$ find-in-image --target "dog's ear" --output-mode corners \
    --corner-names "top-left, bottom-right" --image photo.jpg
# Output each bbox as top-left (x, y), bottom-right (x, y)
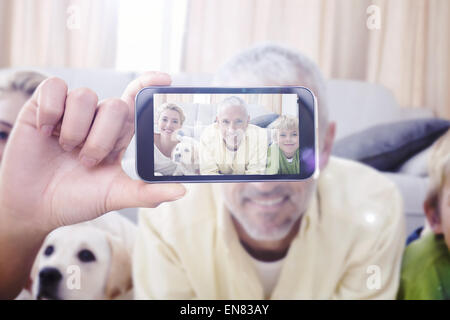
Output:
top-left (190, 143), bottom-right (197, 165)
top-left (190, 142), bottom-right (195, 164)
top-left (171, 142), bottom-right (180, 161)
top-left (104, 233), bottom-right (133, 300)
top-left (175, 129), bottom-right (185, 142)
top-left (193, 140), bottom-right (200, 166)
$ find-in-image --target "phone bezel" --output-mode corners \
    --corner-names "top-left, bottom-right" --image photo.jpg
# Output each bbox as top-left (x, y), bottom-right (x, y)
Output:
top-left (135, 86), bottom-right (319, 183)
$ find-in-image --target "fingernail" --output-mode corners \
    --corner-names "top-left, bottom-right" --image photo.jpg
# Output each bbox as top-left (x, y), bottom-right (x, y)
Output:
top-left (80, 156), bottom-right (97, 167)
top-left (41, 125), bottom-right (54, 137)
top-left (61, 144), bottom-right (75, 152)
top-left (173, 194), bottom-right (185, 200)
top-left (173, 185), bottom-right (187, 199)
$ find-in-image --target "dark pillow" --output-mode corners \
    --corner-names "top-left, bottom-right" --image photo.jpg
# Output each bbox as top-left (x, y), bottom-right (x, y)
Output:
top-left (332, 118), bottom-right (450, 171)
top-left (250, 113), bottom-right (279, 128)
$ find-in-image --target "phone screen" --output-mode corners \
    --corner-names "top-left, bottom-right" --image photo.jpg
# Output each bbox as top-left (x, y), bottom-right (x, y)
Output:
top-left (136, 87), bottom-right (317, 182)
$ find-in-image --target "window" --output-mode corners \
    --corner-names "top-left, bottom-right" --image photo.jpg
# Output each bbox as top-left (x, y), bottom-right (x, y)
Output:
top-left (116, 0), bottom-right (188, 72)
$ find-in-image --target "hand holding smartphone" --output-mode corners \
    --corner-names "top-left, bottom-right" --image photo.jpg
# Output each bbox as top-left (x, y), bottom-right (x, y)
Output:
top-left (135, 86), bottom-right (318, 183)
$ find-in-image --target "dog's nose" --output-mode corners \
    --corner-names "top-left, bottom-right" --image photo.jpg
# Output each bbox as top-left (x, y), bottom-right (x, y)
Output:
top-left (39, 267), bottom-right (62, 286)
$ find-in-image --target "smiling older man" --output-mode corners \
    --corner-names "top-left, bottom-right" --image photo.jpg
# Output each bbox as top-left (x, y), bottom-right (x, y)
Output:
top-left (199, 96), bottom-right (268, 175)
top-left (133, 44), bottom-right (406, 299)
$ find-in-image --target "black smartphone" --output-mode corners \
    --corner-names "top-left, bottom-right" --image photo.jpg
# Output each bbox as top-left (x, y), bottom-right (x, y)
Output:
top-left (135, 86), bottom-right (318, 183)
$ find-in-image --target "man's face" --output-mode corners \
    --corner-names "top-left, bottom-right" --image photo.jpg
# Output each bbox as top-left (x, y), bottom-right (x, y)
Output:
top-left (222, 181), bottom-right (316, 241)
top-left (219, 77), bottom-right (334, 243)
top-left (216, 105), bottom-right (249, 150)
top-left (277, 128), bottom-right (299, 158)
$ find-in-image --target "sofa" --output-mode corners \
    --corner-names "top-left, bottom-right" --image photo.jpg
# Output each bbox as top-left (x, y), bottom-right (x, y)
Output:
top-left (325, 79), bottom-right (441, 236)
top-left (0, 67), bottom-right (444, 236)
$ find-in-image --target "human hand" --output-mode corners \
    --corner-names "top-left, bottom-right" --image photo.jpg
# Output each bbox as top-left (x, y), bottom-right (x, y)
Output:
top-left (0, 72), bottom-right (186, 234)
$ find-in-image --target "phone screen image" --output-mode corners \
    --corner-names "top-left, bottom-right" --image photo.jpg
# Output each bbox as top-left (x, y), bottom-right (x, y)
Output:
top-left (136, 87), bottom-right (317, 183)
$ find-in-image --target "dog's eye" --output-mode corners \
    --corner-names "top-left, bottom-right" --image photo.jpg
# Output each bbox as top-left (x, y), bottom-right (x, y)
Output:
top-left (78, 249), bottom-right (96, 262)
top-left (0, 131), bottom-right (9, 140)
top-left (44, 245), bottom-right (54, 256)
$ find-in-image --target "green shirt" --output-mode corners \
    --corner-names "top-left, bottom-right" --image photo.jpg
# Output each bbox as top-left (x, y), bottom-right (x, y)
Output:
top-left (265, 143), bottom-right (300, 175)
top-left (397, 233), bottom-right (450, 300)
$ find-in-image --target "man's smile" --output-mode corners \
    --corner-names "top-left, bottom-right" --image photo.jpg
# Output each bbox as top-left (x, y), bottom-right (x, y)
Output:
top-left (243, 195), bottom-right (290, 211)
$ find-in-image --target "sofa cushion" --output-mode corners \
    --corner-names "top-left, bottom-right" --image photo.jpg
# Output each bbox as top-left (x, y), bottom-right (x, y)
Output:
top-left (250, 113), bottom-right (279, 128)
top-left (397, 146), bottom-right (431, 177)
top-left (326, 80), bottom-right (435, 140)
top-left (332, 118), bottom-right (450, 171)
top-left (326, 80), bottom-right (400, 140)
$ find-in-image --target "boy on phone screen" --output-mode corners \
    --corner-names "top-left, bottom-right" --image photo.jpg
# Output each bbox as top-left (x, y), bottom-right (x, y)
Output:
top-left (266, 115), bottom-right (300, 175)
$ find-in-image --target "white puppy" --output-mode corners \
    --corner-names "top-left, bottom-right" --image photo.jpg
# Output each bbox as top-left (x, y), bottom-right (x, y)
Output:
top-left (171, 136), bottom-right (200, 175)
top-left (24, 212), bottom-right (136, 300)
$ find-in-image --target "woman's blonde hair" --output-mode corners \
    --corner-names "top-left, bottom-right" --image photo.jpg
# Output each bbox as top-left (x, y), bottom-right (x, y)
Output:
top-left (0, 71), bottom-right (47, 97)
top-left (268, 115), bottom-right (299, 142)
top-left (427, 129), bottom-right (450, 206)
top-left (156, 102), bottom-right (186, 125)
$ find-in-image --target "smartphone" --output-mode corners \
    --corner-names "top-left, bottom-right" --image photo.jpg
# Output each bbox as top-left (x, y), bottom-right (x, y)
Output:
top-left (135, 86), bottom-right (319, 183)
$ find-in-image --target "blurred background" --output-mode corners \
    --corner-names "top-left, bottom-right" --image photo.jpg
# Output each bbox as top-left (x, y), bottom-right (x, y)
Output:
top-left (0, 0), bottom-right (448, 118)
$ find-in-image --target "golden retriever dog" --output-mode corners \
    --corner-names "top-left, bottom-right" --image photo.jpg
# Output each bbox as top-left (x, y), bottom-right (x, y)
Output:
top-left (18, 212), bottom-right (136, 300)
top-left (171, 136), bottom-right (200, 175)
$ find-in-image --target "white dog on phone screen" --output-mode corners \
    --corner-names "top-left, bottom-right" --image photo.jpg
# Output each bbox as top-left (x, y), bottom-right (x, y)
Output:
top-left (18, 212), bottom-right (136, 300)
top-left (171, 136), bottom-right (200, 175)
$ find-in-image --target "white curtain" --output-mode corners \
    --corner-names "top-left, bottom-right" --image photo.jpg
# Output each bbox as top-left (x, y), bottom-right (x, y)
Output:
top-left (0, 0), bottom-right (188, 72)
top-left (182, 0), bottom-right (450, 119)
top-left (0, 0), bottom-right (119, 68)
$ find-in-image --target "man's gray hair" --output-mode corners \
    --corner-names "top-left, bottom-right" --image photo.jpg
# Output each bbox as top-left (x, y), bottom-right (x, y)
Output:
top-left (217, 96), bottom-right (249, 117)
top-left (213, 43), bottom-right (328, 137)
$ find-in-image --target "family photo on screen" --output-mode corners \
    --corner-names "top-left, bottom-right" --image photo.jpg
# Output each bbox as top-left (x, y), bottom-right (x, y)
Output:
top-left (152, 94), bottom-right (301, 176)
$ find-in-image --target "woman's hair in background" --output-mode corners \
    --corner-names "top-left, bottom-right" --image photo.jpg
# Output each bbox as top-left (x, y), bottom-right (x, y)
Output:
top-left (156, 102), bottom-right (186, 125)
top-left (0, 71), bottom-right (47, 98)
top-left (268, 115), bottom-right (299, 142)
top-left (427, 129), bottom-right (450, 206)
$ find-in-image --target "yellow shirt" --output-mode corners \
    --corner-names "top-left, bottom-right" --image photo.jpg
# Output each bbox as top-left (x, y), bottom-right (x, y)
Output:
top-left (199, 123), bottom-right (268, 175)
top-left (133, 157), bottom-right (405, 299)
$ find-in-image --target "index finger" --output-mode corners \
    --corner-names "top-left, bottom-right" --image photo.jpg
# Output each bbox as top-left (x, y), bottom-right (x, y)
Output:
top-left (121, 71), bottom-right (172, 115)
top-left (114, 72), bottom-right (172, 156)
top-left (35, 77), bottom-right (68, 135)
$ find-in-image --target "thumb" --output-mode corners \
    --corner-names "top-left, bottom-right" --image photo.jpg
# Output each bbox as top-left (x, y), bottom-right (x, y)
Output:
top-left (106, 171), bottom-right (186, 211)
